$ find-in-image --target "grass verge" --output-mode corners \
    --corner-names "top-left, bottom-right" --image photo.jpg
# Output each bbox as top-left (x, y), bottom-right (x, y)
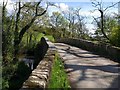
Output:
top-left (48, 53), bottom-right (71, 88)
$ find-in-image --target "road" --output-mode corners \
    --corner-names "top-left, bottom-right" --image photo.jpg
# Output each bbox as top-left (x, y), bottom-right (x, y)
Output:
top-left (55, 43), bottom-right (120, 89)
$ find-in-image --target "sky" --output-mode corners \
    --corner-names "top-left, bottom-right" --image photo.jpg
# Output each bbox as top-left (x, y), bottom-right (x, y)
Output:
top-left (0, 0), bottom-right (119, 33)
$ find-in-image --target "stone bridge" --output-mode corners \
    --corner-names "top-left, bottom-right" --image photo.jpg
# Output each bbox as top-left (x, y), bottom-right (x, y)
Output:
top-left (55, 43), bottom-right (119, 89)
top-left (21, 38), bottom-right (120, 89)
top-left (55, 38), bottom-right (120, 89)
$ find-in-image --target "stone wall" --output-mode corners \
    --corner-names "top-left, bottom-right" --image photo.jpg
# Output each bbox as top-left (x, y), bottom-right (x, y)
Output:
top-left (20, 38), bottom-right (56, 89)
top-left (34, 37), bottom-right (49, 69)
top-left (56, 38), bottom-right (120, 63)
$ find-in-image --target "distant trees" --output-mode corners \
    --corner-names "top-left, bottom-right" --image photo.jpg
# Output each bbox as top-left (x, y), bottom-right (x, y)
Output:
top-left (50, 11), bottom-right (69, 38)
top-left (61, 7), bottom-right (88, 39)
top-left (49, 7), bottom-right (89, 39)
top-left (62, 7), bottom-right (76, 38)
top-left (74, 8), bottom-right (89, 39)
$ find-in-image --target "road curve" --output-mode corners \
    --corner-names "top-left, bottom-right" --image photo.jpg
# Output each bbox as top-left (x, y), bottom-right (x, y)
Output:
top-left (55, 43), bottom-right (120, 89)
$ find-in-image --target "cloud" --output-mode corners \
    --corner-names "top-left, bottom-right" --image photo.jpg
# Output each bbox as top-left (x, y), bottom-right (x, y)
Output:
top-left (55, 3), bottom-right (59, 7)
top-left (54, 3), bottom-right (69, 11)
top-left (79, 10), bottom-right (101, 18)
top-left (59, 3), bottom-right (69, 11)
top-left (48, 3), bottom-right (69, 16)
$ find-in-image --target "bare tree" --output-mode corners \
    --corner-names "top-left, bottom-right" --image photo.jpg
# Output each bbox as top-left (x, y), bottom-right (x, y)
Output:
top-left (62, 7), bottom-right (76, 38)
top-left (74, 8), bottom-right (86, 38)
top-left (91, 0), bottom-right (118, 41)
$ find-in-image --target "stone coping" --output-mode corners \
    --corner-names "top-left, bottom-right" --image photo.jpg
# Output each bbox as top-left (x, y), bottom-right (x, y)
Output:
top-left (20, 39), bottom-right (56, 89)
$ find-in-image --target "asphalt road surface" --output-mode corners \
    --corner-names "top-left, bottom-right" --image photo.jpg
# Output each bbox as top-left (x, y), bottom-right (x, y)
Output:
top-left (55, 43), bottom-right (120, 89)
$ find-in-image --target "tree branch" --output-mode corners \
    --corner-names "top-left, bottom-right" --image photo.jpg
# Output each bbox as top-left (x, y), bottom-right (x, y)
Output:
top-left (18, 16), bottom-right (36, 44)
top-left (18, 1), bottom-right (48, 45)
top-left (35, 0), bottom-right (48, 16)
top-left (92, 16), bottom-right (101, 28)
top-left (104, 2), bottom-right (118, 11)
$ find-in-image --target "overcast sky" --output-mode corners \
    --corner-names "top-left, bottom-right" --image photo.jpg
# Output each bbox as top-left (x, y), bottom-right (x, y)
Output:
top-left (0, 0), bottom-right (119, 33)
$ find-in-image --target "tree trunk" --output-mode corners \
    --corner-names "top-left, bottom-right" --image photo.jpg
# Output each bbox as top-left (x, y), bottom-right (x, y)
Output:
top-left (2, 2), bottom-right (7, 63)
top-left (99, 10), bottom-right (110, 41)
top-left (13, 2), bottom-right (21, 63)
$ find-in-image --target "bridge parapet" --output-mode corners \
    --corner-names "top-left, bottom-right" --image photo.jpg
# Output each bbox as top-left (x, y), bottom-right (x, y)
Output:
top-left (20, 37), bottom-right (56, 89)
top-left (56, 38), bottom-right (120, 63)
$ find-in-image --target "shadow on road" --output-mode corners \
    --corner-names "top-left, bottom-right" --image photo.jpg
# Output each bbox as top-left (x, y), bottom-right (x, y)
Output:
top-left (65, 64), bottom-right (119, 89)
top-left (65, 64), bottom-right (119, 74)
top-left (55, 43), bottom-right (120, 89)
top-left (65, 64), bottom-right (120, 90)
top-left (59, 47), bottom-right (100, 59)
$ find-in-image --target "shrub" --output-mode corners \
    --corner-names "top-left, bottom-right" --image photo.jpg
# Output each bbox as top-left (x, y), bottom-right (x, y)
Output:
top-left (8, 61), bottom-right (31, 89)
top-left (110, 25), bottom-right (120, 47)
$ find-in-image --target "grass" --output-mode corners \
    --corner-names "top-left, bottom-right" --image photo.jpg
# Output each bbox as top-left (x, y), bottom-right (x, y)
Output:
top-left (48, 53), bottom-right (71, 88)
top-left (45, 35), bottom-right (55, 42)
top-left (21, 32), bottom-right (55, 52)
top-left (34, 33), bottom-right (54, 42)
